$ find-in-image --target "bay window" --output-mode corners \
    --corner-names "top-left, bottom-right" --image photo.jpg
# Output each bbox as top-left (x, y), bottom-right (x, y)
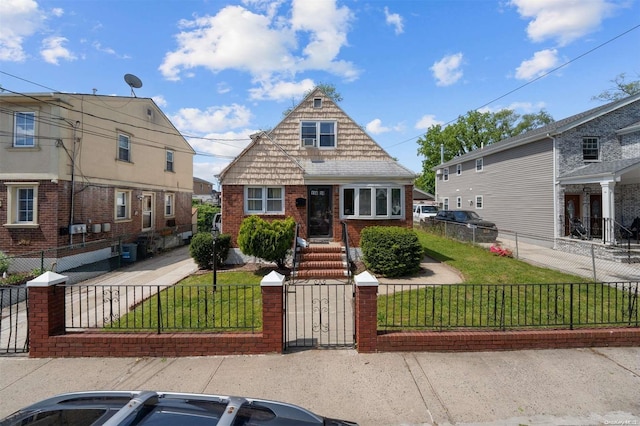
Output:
top-left (341, 185), bottom-right (403, 219)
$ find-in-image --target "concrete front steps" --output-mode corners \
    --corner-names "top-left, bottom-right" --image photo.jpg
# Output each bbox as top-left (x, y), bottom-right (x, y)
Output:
top-left (292, 243), bottom-right (350, 280)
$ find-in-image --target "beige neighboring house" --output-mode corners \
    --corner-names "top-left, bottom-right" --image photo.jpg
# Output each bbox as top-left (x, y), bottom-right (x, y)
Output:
top-left (0, 92), bottom-right (195, 270)
top-left (217, 87), bottom-right (416, 262)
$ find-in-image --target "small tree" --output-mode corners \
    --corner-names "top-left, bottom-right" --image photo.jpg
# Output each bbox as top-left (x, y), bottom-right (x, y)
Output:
top-left (195, 203), bottom-right (220, 233)
top-left (361, 226), bottom-right (423, 277)
top-left (237, 216), bottom-right (296, 269)
top-left (0, 251), bottom-right (10, 275)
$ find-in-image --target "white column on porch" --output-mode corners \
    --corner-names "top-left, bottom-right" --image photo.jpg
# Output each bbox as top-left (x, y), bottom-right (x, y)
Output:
top-left (600, 180), bottom-right (616, 244)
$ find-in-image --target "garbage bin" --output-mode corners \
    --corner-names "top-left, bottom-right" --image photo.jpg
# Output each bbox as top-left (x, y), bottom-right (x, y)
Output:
top-left (121, 243), bottom-right (138, 263)
top-left (136, 237), bottom-right (148, 260)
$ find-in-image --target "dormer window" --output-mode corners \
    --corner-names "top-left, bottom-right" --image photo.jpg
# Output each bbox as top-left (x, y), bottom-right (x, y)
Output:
top-left (313, 98), bottom-right (322, 108)
top-left (301, 121), bottom-right (336, 148)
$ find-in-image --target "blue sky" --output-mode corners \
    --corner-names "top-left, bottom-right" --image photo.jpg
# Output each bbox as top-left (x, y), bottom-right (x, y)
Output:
top-left (1, 0), bottom-right (639, 183)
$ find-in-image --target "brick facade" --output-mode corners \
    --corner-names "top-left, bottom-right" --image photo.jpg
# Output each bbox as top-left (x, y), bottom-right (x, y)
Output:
top-left (222, 184), bottom-right (413, 248)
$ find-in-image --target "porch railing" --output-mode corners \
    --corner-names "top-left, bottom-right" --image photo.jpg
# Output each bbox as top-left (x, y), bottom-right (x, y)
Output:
top-left (378, 281), bottom-right (639, 331)
top-left (64, 283), bottom-right (261, 333)
top-left (340, 221), bottom-right (353, 282)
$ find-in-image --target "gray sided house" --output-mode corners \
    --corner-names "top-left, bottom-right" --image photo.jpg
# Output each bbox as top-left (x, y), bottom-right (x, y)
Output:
top-left (434, 93), bottom-right (640, 247)
top-left (218, 87), bottom-right (416, 262)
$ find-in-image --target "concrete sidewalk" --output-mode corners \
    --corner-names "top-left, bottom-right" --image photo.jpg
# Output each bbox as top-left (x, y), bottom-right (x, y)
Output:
top-left (1, 348), bottom-right (639, 425)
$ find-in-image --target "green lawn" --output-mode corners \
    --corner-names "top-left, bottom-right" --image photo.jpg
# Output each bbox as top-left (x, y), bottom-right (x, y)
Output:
top-left (108, 271), bottom-right (264, 332)
top-left (377, 230), bottom-right (638, 329)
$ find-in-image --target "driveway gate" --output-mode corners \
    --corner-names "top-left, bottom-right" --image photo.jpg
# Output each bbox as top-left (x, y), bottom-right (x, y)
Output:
top-left (0, 286), bottom-right (29, 354)
top-left (284, 280), bottom-right (354, 350)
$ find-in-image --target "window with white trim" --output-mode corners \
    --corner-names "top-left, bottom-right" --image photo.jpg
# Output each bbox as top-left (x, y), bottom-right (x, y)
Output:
top-left (301, 121), bottom-right (336, 148)
top-left (475, 195), bottom-right (483, 209)
top-left (313, 98), bottom-right (322, 108)
top-left (476, 158), bottom-right (483, 172)
top-left (245, 186), bottom-right (284, 214)
top-left (118, 133), bottom-right (131, 162)
top-left (456, 164), bottom-right (462, 175)
top-left (13, 112), bottom-right (36, 147)
top-left (165, 193), bottom-right (175, 217)
top-left (166, 150), bottom-right (174, 172)
top-left (115, 190), bottom-right (131, 220)
top-left (582, 137), bottom-right (599, 161)
top-left (443, 167), bottom-right (449, 181)
top-left (341, 185), bottom-right (403, 219)
top-left (443, 197), bottom-right (449, 210)
top-left (5, 183), bottom-right (39, 226)
top-left (456, 196), bottom-right (462, 208)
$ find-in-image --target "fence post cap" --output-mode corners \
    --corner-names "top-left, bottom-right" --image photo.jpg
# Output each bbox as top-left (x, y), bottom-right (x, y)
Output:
top-left (27, 271), bottom-right (68, 287)
top-left (260, 270), bottom-right (285, 287)
top-left (355, 271), bottom-right (379, 287)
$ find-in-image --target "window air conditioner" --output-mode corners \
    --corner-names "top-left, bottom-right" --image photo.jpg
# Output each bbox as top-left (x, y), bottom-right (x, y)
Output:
top-left (302, 138), bottom-right (316, 147)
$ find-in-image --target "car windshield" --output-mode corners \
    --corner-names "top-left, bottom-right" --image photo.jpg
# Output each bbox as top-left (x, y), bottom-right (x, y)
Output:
top-left (421, 206), bottom-right (437, 213)
top-left (453, 211), bottom-right (480, 221)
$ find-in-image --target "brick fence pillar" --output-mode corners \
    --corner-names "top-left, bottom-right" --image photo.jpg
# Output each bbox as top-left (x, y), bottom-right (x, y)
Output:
top-left (260, 271), bottom-right (285, 353)
top-left (27, 271), bottom-right (68, 357)
top-left (355, 271), bottom-right (379, 353)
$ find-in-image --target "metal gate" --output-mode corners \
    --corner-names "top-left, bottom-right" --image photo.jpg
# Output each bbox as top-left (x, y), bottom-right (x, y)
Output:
top-left (0, 286), bottom-right (29, 354)
top-left (284, 280), bottom-right (354, 350)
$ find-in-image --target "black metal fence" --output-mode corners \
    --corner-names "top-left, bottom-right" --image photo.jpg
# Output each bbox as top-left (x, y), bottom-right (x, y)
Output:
top-left (0, 286), bottom-right (29, 354)
top-left (64, 283), bottom-right (261, 333)
top-left (378, 282), bottom-right (639, 331)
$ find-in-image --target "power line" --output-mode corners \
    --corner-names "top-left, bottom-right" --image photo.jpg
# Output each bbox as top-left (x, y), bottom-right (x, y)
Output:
top-left (383, 22), bottom-right (640, 150)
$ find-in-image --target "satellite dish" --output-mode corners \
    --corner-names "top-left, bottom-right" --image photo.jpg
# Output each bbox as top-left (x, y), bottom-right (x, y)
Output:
top-left (124, 73), bottom-right (143, 97)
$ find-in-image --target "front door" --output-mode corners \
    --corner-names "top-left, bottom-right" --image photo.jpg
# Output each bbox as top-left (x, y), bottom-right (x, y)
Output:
top-left (564, 194), bottom-right (581, 236)
top-left (308, 186), bottom-right (332, 238)
top-left (142, 193), bottom-right (154, 231)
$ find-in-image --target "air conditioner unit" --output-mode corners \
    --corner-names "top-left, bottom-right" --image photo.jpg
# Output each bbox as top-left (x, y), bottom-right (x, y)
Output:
top-left (91, 224), bottom-right (102, 233)
top-left (302, 138), bottom-right (316, 147)
top-left (102, 223), bottom-right (111, 232)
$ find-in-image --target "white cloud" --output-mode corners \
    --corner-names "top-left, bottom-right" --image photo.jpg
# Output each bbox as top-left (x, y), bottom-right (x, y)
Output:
top-left (415, 114), bottom-right (443, 130)
top-left (152, 95), bottom-right (168, 108)
top-left (170, 104), bottom-right (252, 134)
top-left (248, 78), bottom-right (315, 101)
top-left (430, 53), bottom-right (464, 87)
top-left (509, 0), bottom-right (617, 46)
top-left (40, 36), bottom-right (76, 65)
top-left (515, 49), bottom-right (559, 80)
top-left (51, 7), bottom-right (63, 17)
top-left (384, 7), bottom-right (404, 35)
top-left (366, 118), bottom-right (390, 134)
top-left (159, 1), bottom-right (359, 96)
top-left (479, 101), bottom-right (546, 113)
top-left (187, 130), bottom-right (253, 160)
top-left (0, 0), bottom-right (45, 62)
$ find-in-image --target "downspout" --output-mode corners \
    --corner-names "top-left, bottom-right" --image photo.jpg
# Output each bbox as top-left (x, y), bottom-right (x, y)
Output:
top-left (550, 134), bottom-right (558, 248)
top-left (69, 120), bottom-right (80, 245)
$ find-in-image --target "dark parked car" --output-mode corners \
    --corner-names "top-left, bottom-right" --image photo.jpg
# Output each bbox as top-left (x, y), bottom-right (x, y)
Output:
top-left (432, 210), bottom-right (498, 242)
top-left (0, 391), bottom-right (358, 426)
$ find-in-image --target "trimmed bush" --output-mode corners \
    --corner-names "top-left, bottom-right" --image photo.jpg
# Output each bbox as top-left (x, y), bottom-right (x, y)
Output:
top-left (189, 232), bottom-right (231, 269)
top-left (238, 216), bottom-right (295, 269)
top-left (361, 226), bottom-right (423, 277)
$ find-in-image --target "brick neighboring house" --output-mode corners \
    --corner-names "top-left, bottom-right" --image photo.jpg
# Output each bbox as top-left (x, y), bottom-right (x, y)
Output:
top-left (192, 177), bottom-right (219, 205)
top-left (0, 92), bottom-right (195, 270)
top-left (217, 88), bottom-right (416, 263)
top-left (434, 92), bottom-right (640, 248)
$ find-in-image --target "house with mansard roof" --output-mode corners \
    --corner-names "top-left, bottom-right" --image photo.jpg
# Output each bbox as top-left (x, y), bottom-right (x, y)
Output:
top-left (217, 87), bottom-right (416, 264)
top-left (434, 92), bottom-right (640, 251)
